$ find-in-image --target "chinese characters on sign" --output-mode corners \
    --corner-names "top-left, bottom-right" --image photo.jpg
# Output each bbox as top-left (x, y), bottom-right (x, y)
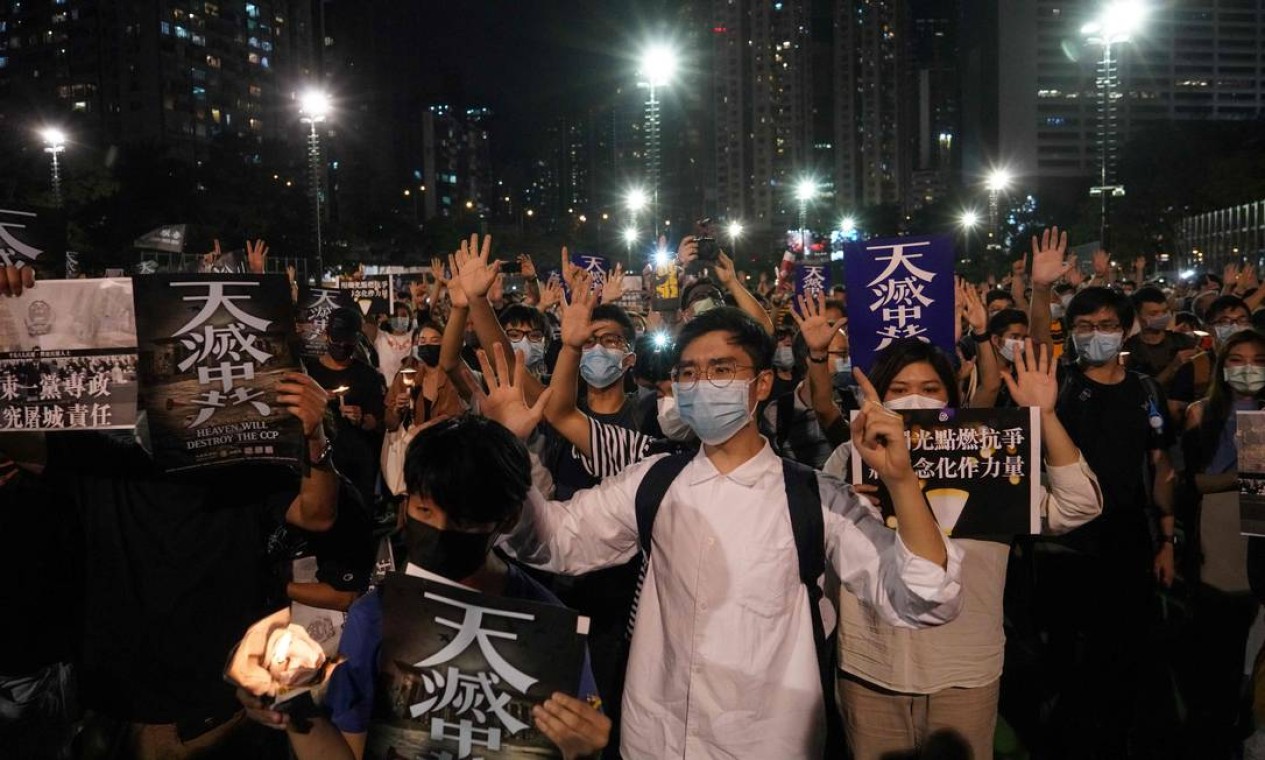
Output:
top-left (570, 253), bottom-right (610, 293)
top-left (794, 262), bottom-right (830, 301)
top-left (133, 274), bottom-right (303, 472)
top-left (843, 235), bottom-right (954, 372)
top-left (0, 205), bottom-right (67, 279)
top-left (339, 276), bottom-right (393, 316)
top-left (368, 574), bottom-right (590, 760)
top-left (851, 407), bottom-right (1042, 541)
top-left (0, 279), bottom-right (138, 431)
top-left (297, 287), bottom-right (355, 359)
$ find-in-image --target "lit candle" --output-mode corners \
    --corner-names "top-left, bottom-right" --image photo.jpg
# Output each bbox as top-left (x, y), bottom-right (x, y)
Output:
top-left (272, 629), bottom-right (293, 668)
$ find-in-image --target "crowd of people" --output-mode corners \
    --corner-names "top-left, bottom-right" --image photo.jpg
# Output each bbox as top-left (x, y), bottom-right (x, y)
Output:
top-left (1, 228), bottom-right (1263, 760)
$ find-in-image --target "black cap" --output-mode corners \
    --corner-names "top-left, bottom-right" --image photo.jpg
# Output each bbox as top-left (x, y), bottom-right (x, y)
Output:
top-left (327, 307), bottom-right (363, 343)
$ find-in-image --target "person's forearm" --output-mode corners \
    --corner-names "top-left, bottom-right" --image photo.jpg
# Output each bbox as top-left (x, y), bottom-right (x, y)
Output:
top-left (440, 305), bottom-right (467, 373)
top-left (1040, 408), bottom-right (1080, 467)
top-left (1029, 284), bottom-right (1053, 349)
top-left (286, 581), bottom-right (358, 612)
top-left (1246, 287), bottom-right (1265, 313)
top-left (888, 476), bottom-right (948, 567)
top-left (805, 355), bottom-right (843, 431)
top-left (728, 281), bottom-right (774, 334)
top-left (544, 345), bottom-right (593, 458)
top-left (384, 378), bottom-right (404, 431)
top-left (1155, 361), bottom-right (1182, 388)
top-left (1158, 514), bottom-right (1176, 542)
top-left (970, 334), bottom-right (1000, 408)
top-left (287, 430), bottom-right (339, 532)
top-left (1152, 453), bottom-right (1175, 518)
top-left (1196, 471), bottom-right (1239, 494)
top-left (468, 294), bottom-right (544, 403)
top-left (1011, 276), bottom-right (1029, 312)
top-left (287, 718), bottom-right (357, 760)
top-left (525, 277), bottom-right (540, 304)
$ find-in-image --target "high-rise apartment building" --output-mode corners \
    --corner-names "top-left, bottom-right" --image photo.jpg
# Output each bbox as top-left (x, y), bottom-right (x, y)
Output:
top-left (963, 0), bottom-right (1265, 187)
top-left (0, 0), bottom-right (316, 160)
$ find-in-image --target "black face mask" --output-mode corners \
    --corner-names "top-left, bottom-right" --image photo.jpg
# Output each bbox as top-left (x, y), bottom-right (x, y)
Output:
top-left (415, 345), bottom-right (441, 368)
top-left (328, 342), bottom-right (355, 362)
top-left (404, 516), bottom-right (496, 581)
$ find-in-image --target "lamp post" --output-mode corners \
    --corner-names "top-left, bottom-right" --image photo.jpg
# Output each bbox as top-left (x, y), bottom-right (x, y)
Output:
top-left (299, 89), bottom-right (331, 281)
top-left (959, 210), bottom-right (980, 262)
top-left (1082, 1), bottom-right (1146, 252)
top-left (984, 168), bottom-right (1011, 260)
top-left (637, 44), bottom-right (678, 240)
top-left (794, 178), bottom-right (818, 258)
top-left (40, 128), bottom-right (66, 208)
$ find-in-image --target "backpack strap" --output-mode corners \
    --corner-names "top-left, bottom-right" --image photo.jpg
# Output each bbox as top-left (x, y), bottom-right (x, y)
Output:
top-left (775, 390), bottom-right (796, 454)
top-left (634, 453), bottom-right (694, 556)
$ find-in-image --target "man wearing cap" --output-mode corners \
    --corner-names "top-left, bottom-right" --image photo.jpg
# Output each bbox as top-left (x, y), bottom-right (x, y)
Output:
top-left (304, 306), bottom-right (387, 508)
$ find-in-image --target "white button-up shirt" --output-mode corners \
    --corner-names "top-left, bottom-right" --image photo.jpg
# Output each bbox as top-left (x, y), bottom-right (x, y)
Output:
top-left (505, 440), bottom-right (964, 759)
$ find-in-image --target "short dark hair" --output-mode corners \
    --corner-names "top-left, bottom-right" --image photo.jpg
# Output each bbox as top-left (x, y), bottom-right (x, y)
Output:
top-left (1175, 311), bottom-right (1201, 330)
top-left (591, 303), bottom-right (636, 345)
top-left (327, 306), bottom-right (363, 342)
top-left (1131, 286), bottom-right (1168, 309)
top-left (867, 339), bottom-right (961, 408)
top-left (1206, 294), bottom-right (1249, 323)
top-left (674, 306), bottom-right (774, 372)
top-left (1066, 286), bottom-right (1134, 329)
top-left (413, 319), bottom-right (444, 339)
top-left (1054, 283), bottom-right (1076, 296)
top-left (632, 332), bottom-right (674, 384)
top-left (985, 289), bottom-right (1014, 308)
top-left (404, 416), bottom-right (530, 527)
top-left (988, 308), bottom-right (1029, 336)
top-left (498, 304), bottom-right (546, 334)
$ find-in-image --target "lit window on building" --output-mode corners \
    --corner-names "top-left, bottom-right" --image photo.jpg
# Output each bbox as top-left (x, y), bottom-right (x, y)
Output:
top-left (192, 86), bottom-right (206, 100)
top-left (246, 3), bottom-right (259, 19)
top-left (175, 25), bottom-right (188, 39)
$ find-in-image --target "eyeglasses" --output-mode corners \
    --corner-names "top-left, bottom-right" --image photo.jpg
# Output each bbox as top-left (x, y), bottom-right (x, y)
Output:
top-left (671, 360), bottom-right (758, 389)
top-left (582, 334), bottom-right (628, 351)
top-left (1212, 317), bottom-right (1250, 328)
top-left (1071, 320), bottom-right (1122, 335)
top-left (506, 328), bottom-right (546, 342)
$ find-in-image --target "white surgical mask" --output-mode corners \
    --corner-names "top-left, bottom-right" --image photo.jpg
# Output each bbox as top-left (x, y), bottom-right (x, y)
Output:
top-left (883, 394), bottom-right (947, 411)
top-left (998, 338), bottom-right (1025, 364)
top-left (773, 345), bottom-right (794, 370)
top-left (655, 395), bottom-right (696, 442)
top-left (1225, 365), bottom-right (1265, 395)
top-left (1215, 323), bottom-right (1247, 344)
top-left (1072, 330), bottom-right (1123, 365)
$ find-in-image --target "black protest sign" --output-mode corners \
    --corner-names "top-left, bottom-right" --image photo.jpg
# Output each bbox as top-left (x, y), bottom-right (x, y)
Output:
top-left (133, 274), bottom-right (304, 472)
top-left (0, 205), bottom-right (66, 280)
top-left (0, 278), bottom-right (138, 431)
top-left (296, 287), bottom-right (355, 359)
top-left (365, 573), bottom-right (589, 760)
top-left (339, 276), bottom-right (393, 315)
top-left (851, 407), bottom-right (1042, 542)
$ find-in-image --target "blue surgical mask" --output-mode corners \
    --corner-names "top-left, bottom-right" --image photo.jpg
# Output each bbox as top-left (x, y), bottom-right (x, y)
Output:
top-left (1073, 330), bottom-right (1123, 365)
top-left (579, 345), bottom-right (628, 388)
top-left (511, 338), bottom-right (545, 369)
top-left (673, 378), bottom-right (755, 445)
top-left (773, 345), bottom-right (794, 370)
top-left (998, 338), bottom-right (1025, 364)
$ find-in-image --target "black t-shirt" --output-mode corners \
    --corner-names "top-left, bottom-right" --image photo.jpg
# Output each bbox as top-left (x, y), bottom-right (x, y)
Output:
top-left (265, 476), bottom-right (375, 607)
top-left (1054, 368), bottom-right (1173, 556)
top-left (543, 395), bottom-right (641, 500)
top-left (44, 432), bottom-right (300, 724)
top-left (1124, 331), bottom-right (1195, 382)
top-left (303, 357), bottom-right (386, 504)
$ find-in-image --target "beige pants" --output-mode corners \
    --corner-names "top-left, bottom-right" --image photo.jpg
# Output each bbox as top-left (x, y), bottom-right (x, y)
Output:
top-left (837, 672), bottom-right (999, 760)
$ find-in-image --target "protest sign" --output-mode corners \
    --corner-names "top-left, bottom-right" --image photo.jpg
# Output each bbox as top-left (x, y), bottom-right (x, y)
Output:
top-left (794, 261), bottom-right (831, 301)
top-left (296, 287), bottom-right (355, 359)
top-left (843, 235), bottom-right (954, 372)
top-left (570, 252), bottom-right (610, 293)
top-left (340, 276), bottom-right (394, 315)
top-left (366, 573), bottom-right (590, 760)
top-left (0, 205), bottom-right (67, 280)
top-left (132, 274), bottom-right (304, 472)
top-left (851, 407), bottom-right (1042, 541)
top-left (0, 278), bottom-right (138, 431)
top-left (1238, 411), bottom-right (1265, 536)
top-left (651, 260), bottom-right (680, 312)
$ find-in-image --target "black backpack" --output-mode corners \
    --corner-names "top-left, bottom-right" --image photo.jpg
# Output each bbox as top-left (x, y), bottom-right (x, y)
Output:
top-left (629, 452), bottom-right (846, 755)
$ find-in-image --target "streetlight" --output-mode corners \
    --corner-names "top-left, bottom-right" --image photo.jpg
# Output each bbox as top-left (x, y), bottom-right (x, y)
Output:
top-left (726, 221), bottom-right (744, 260)
top-left (299, 88), bottom-right (331, 280)
top-left (1082, 0), bottom-right (1146, 252)
top-left (984, 168), bottom-right (1011, 255)
top-left (794, 178), bottom-right (818, 258)
top-left (637, 43), bottom-right (679, 239)
top-left (622, 226), bottom-right (638, 268)
top-left (959, 209), bottom-right (980, 258)
top-left (40, 127), bottom-right (66, 207)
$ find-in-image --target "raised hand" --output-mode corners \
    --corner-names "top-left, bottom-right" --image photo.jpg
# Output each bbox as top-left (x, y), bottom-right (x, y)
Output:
top-left (518, 253), bottom-right (538, 281)
top-left (1092, 249), bottom-right (1110, 277)
top-left (792, 291), bottom-right (838, 353)
top-left (1243, 262), bottom-right (1260, 292)
top-left (533, 692), bottom-right (612, 760)
top-left (1000, 339), bottom-right (1057, 412)
top-left (489, 272), bottom-right (505, 303)
top-left (850, 367), bottom-right (913, 484)
top-left (958, 277), bottom-right (987, 334)
top-left (560, 246), bottom-right (581, 290)
top-left (285, 264), bottom-right (297, 286)
top-left (538, 278), bottom-right (563, 312)
top-left (454, 234), bottom-right (500, 298)
top-left (713, 251), bottom-right (739, 287)
top-left (276, 372), bottom-right (330, 438)
top-left (600, 263), bottom-right (626, 304)
top-left (560, 271), bottom-right (596, 349)
top-left (1133, 255), bottom-right (1146, 275)
top-left (1030, 226), bottom-right (1070, 288)
top-left (1011, 257), bottom-right (1026, 281)
top-left (246, 239), bottom-right (269, 274)
top-left (443, 254), bottom-right (470, 309)
top-left (473, 343), bottom-right (552, 441)
top-left (676, 235), bottom-right (697, 266)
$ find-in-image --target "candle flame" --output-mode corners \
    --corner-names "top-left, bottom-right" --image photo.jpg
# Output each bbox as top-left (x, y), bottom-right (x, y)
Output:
top-left (273, 630), bottom-right (292, 666)
top-left (330, 385), bottom-right (351, 396)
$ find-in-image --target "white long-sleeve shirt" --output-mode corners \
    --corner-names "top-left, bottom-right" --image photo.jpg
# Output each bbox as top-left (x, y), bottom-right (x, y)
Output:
top-left (504, 439), bottom-right (964, 759)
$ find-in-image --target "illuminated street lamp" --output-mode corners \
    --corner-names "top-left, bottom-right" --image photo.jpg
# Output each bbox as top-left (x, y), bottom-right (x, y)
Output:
top-left (1082, 0), bottom-right (1147, 251)
top-left (299, 88), bottom-right (332, 279)
top-left (984, 168), bottom-right (1012, 253)
top-left (727, 220), bottom-right (744, 260)
top-left (40, 127), bottom-right (67, 207)
top-left (794, 178), bottom-right (818, 257)
top-left (959, 209), bottom-right (981, 257)
top-left (622, 226), bottom-right (638, 267)
top-left (637, 43), bottom-right (679, 238)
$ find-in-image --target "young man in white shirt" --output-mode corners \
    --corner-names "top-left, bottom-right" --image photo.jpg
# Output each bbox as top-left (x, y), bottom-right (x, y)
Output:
top-left (479, 307), bottom-right (964, 759)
